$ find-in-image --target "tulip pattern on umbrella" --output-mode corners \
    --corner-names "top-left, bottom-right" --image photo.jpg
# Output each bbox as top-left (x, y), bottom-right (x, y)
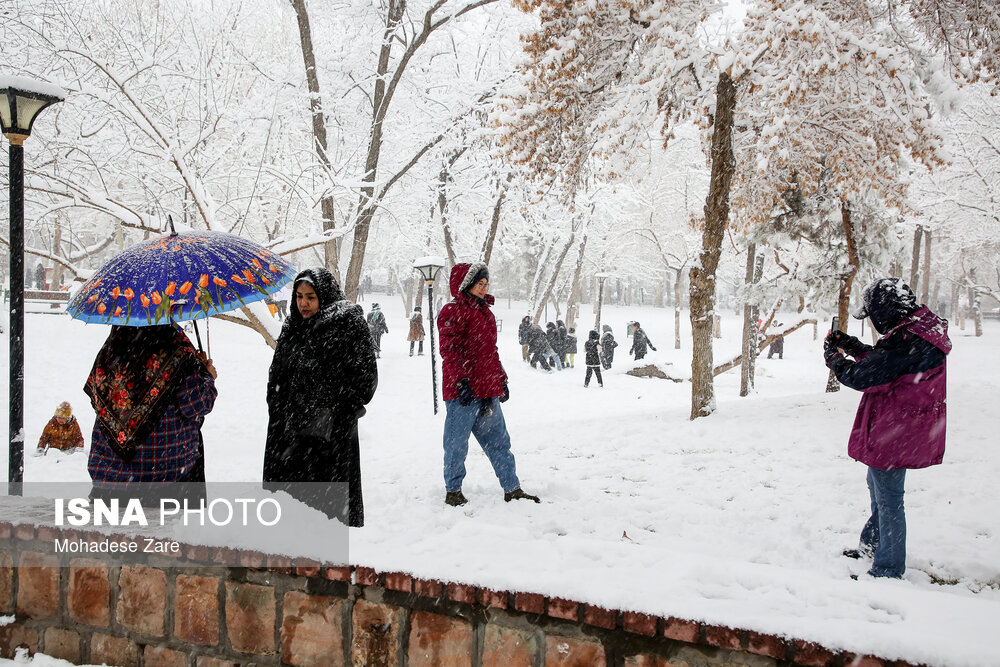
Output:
top-left (67, 231), bottom-right (296, 326)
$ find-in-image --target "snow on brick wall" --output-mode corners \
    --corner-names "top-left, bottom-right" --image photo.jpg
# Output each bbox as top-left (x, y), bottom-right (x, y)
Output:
top-left (0, 520), bottom-right (895, 666)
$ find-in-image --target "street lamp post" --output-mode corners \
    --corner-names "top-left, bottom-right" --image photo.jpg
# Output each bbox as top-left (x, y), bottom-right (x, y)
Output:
top-left (2, 76), bottom-right (66, 488)
top-left (594, 272), bottom-right (610, 334)
top-left (414, 257), bottom-right (446, 414)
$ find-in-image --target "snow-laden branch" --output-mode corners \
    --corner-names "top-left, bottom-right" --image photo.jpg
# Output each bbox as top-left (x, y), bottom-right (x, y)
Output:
top-left (713, 319), bottom-right (818, 377)
top-left (265, 228), bottom-right (350, 256)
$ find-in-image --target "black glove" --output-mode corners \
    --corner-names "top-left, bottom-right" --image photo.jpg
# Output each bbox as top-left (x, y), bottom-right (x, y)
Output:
top-left (824, 330), bottom-right (854, 352)
top-left (456, 378), bottom-right (475, 406)
top-left (649, 344), bottom-right (657, 351)
top-left (499, 381), bottom-right (510, 403)
top-left (824, 346), bottom-right (843, 368)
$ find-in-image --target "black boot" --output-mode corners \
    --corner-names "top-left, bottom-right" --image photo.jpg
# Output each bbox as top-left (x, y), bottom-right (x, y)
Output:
top-left (445, 491), bottom-right (468, 506)
top-left (504, 488), bottom-right (540, 503)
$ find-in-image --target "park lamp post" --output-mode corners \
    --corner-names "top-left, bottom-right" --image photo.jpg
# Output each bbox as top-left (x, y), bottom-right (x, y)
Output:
top-left (594, 272), bottom-right (610, 334)
top-left (1, 76), bottom-right (66, 489)
top-left (413, 257), bottom-right (447, 414)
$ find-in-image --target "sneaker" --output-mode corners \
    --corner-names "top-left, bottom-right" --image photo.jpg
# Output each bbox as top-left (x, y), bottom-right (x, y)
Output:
top-left (504, 488), bottom-right (540, 503)
top-left (842, 548), bottom-right (873, 560)
top-left (445, 491), bottom-right (468, 506)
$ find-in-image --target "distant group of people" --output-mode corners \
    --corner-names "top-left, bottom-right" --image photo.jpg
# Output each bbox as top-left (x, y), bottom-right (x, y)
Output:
top-left (517, 317), bottom-right (579, 372)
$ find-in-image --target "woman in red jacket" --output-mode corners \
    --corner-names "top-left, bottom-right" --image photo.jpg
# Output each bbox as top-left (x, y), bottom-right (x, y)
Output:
top-left (437, 262), bottom-right (540, 507)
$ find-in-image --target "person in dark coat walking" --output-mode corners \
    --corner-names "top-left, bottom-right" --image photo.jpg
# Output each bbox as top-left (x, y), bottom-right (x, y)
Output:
top-left (564, 327), bottom-right (578, 368)
top-left (544, 322), bottom-right (564, 370)
top-left (367, 303), bottom-right (388, 358)
top-left (629, 322), bottom-right (656, 360)
top-left (263, 268), bottom-right (378, 527)
top-left (33, 263), bottom-right (46, 289)
top-left (526, 324), bottom-right (551, 371)
top-left (407, 306), bottom-right (426, 356)
top-left (518, 315), bottom-right (532, 362)
top-left (438, 262), bottom-right (539, 506)
top-left (583, 330), bottom-right (603, 387)
top-left (556, 320), bottom-right (569, 365)
top-left (600, 325), bottom-right (618, 370)
top-left (86, 325), bottom-right (217, 490)
top-left (825, 278), bottom-right (951, 579)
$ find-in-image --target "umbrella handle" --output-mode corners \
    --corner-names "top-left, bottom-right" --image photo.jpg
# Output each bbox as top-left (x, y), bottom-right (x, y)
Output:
top-left (191, 319), bottom-right (204, 353)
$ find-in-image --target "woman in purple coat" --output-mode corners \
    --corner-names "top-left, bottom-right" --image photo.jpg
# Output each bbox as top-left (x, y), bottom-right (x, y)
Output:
top-left (824, 278), bottom-right (951, 579)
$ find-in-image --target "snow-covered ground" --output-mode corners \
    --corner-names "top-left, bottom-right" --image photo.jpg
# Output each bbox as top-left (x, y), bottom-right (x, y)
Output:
top-left (2, 298), bottom-right (998, 667)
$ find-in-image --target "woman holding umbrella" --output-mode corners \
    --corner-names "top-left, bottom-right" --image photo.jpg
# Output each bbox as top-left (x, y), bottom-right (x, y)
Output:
top-left (86, 323), bottom-right (217, 490)
top-left (263, 267), bottom-right (378, 527)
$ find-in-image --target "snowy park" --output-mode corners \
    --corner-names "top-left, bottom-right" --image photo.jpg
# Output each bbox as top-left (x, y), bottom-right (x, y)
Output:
top-left (2, 300), bottom-right (998, 666)
top-left (4, 0), bottom-right (1000, 665)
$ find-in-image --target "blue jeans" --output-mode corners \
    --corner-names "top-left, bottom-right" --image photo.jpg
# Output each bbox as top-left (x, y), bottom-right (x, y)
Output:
top-left (860, 467), bottom-right (907, 578)
top-left (443, 398), bottom-right (520, 493)
top-left (545, 353), bottom-right (563, 370)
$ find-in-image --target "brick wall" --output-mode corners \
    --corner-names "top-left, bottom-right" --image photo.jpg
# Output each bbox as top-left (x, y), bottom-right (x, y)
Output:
top-left (0, 520), bottom-right (916, 667)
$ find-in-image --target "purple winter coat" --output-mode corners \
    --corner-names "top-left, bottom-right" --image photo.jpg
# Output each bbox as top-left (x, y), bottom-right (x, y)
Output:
top-left (828, 307), bottom-right (951, 470)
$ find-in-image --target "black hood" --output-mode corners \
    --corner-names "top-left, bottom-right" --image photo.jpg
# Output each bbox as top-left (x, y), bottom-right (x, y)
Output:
top-left (854, 278), bottom-right (918, 334)
top-left (290, 267), bottom-right (345, 320)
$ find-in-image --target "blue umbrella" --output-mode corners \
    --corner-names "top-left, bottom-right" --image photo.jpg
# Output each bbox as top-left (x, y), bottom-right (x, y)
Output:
top-left (67, 229), bottom-right (296, 328)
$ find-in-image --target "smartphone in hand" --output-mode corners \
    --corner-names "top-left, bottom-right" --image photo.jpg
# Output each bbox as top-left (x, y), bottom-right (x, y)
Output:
top-left (832, 315), bottom-right (840, 334)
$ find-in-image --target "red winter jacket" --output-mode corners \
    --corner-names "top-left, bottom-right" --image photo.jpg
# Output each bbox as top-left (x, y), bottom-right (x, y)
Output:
top-left (438, 263), bottom-right (507, 401)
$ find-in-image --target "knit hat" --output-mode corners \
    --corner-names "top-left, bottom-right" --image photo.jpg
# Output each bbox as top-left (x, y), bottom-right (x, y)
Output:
top-left (55, 402), bottom-right (72, 418)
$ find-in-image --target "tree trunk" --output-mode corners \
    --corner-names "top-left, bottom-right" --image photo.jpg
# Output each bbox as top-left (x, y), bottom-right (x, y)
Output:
top-left (533, 233), bottom-right (576, 325)
top-left (50, 221), bottom-right (65, 289)
top-left (740, 246), bottom-right (763, 397)
top-left (565, 233), bottom-right (588, 331)
top-left (344, 0), bottom-right (406, 301)
top-left (969, 267), bottom-right (983, 336)
top-left (951, 280), bottom-right (961, 329)
top-left (827, 199), bottom-right (860, 393)
top-left (921, 228), bottom-right (931, 304)
top-left (690, 72), bottom-right (737, 420)
top-left (674, 268), bottom-right (683, 349)
top-left (438, 164), bottom-right (457, 267)
top-left (290, 0), bottom-right (339, 279)
top-left (482, 173), bottom-right (512, 264)
top-left (909, 226), bottom-right (922, 289)
top-left (530, 238), bottom-right (556, 323)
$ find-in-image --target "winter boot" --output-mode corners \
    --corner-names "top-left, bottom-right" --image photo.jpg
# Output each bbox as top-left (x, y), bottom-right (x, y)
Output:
top-left (504, 488), bottom-right (540, 503)
top-left (445, 491), bottom-right (468, 507)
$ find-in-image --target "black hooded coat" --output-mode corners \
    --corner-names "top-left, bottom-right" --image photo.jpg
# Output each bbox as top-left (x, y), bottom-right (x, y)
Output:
top-left (263, 268), bottom-right (378, 527)
top-left (630, 326), bottom-right (656, 360)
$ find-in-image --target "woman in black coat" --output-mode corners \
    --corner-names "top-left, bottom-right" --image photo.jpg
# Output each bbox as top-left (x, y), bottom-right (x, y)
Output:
top-left (263, 267), bottom-right (378, 527)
